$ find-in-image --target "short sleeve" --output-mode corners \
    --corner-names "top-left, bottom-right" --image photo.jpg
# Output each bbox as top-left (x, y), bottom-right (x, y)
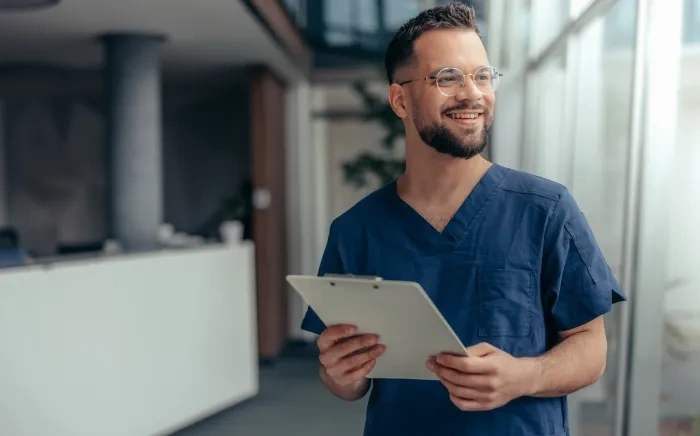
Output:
top-left (541, 190), bottom-right (626, 332)
top-left (300, 221), bottom-right (345, 335)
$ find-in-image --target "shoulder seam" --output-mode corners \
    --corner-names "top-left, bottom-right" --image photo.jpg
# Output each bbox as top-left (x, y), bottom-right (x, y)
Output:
top-left (500, 186), bottom-right (560, 202)
top-left (542, 191), bottom-right (567, 244)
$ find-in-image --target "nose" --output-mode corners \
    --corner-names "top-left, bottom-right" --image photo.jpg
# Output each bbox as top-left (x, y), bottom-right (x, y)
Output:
top-left (455, 77), bottom-right (483, 101)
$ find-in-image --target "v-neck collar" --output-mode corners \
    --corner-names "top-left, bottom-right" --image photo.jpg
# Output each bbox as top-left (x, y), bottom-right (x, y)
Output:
top-left (388, 163), bottom-right (509, 250)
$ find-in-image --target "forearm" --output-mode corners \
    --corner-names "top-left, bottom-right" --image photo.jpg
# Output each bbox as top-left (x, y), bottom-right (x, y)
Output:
top-left (523, 329), bottom-right (607, 398)
top-left (319, 364), bottom-right (371, 401)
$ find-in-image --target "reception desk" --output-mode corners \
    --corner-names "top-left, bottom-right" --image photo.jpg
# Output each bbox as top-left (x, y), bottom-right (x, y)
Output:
top-left (0, 242), bottom-right (258, 436)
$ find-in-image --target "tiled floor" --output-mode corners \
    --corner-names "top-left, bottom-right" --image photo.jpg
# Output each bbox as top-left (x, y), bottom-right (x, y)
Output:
top-left (172, 355), bottom-right (368, 436)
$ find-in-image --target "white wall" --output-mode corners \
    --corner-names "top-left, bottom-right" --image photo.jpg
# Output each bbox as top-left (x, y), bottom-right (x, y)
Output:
top-left (286, 81), bottom-right (347, 341)
top-left (285, 79), bottom-right (404, 341)
top-left (0, 244), bottom-right (258, 436)
top-left (321, 81), bottom-right (405, 220)
top-left (285, 81), bottom-right (330, 340)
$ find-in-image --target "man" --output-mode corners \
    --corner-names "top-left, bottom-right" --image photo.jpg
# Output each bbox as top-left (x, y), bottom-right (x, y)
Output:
top-left (301, 3), bottom-right (625, 435)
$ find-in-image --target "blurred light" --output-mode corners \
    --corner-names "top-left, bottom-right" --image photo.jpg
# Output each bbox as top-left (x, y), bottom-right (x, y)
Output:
top-left (0, 0), bottom-right (60, 10)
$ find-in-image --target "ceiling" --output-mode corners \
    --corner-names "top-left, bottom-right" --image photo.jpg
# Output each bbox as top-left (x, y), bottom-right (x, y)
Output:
top-left (0, 0), bottom-right (303, 83)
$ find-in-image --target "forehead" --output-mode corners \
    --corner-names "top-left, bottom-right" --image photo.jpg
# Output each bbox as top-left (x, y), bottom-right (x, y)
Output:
top-left (412, 28), bottom-right (488, 73)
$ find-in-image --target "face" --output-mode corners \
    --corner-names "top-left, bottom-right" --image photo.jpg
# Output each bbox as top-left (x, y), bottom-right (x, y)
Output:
top-left (391, 29), bottom-right (496, 159)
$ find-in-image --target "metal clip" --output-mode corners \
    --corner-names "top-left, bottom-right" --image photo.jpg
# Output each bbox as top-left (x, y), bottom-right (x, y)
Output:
top-left (324, 274), bottom-right (383, 281)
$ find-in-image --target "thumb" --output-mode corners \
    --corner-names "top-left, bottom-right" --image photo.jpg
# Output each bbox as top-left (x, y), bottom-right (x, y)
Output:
top-left (465, 342), bottom-right (499, 357)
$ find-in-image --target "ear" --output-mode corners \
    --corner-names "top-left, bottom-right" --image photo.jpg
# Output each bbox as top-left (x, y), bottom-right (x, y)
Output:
top-left (388, 83), bottom-right (409, 119)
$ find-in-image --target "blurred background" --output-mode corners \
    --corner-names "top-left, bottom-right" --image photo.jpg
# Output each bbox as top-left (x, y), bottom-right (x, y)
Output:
top-left (0, 0), bottom-right (697, 435)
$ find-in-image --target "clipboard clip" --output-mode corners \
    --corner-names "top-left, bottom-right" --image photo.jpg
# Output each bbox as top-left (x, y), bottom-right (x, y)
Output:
top-left (324, 273), bottom-right (383, 281)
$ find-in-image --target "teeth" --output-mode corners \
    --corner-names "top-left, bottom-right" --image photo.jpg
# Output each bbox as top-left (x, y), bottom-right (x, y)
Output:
top-left (449, 113), bottom-right (479, 119)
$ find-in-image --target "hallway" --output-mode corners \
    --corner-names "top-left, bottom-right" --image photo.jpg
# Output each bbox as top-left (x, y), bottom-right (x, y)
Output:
top-left (173, 354), bottom-right (368, 436)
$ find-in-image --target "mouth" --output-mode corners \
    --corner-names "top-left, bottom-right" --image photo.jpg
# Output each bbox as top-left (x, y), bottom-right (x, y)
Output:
top-left (445, 111), bottom-right (483, 126)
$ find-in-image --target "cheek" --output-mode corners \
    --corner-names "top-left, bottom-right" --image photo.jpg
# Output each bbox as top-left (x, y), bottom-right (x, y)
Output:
top-left (484, 94), bottom-right (496, 113)
top-left (412, 93), bottom-right (448, 125)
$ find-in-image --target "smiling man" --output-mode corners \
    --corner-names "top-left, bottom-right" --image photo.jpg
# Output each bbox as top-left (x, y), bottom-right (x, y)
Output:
top-left (300, 3), bottom-right (625, 435)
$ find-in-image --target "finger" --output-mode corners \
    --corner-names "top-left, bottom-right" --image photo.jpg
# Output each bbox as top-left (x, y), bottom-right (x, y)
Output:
top-left (440, 377), bottom-right (491, 402)
top-left (436, 354), bottom-right (496, 374)
top-left (326, 344), bottom-right (385, 378)
top-left (465, 342), bottom-right (499, 358)
top-left (449, 394), bottom-right (493, 412)
top-left (320, 334), bottom-right (380, 367)
top-left (433, 365), bottom-right (492, 390)
top-left (317, 324), bottom-right (357, 351)
top-left (336, 359), bottom-right (377, 385)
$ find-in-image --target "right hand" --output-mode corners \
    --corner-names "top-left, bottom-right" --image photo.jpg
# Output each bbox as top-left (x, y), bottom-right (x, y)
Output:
top-left (317, 324), bottom-right (386, 387)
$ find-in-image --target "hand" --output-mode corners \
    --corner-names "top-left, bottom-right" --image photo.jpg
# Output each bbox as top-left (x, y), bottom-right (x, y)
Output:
top-left (317, 324), bottom-right (386, 387)
top-left (426, 342), bottom-right (536, 412)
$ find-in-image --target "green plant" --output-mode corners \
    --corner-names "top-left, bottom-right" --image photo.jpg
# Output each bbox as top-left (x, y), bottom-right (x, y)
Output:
top-left (196, 180), bottom-right (253, 240)
top-left (341, 81), bottom-right (406, 188)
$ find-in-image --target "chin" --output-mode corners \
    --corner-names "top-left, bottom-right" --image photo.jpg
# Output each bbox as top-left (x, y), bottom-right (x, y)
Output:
top-left (459, 135), bottom-right (484, 148)
top-left (449, 124), bottom-right (481, 136)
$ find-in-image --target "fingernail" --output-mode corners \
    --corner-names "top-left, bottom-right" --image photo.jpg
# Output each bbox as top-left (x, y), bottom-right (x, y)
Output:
top-left (426, 361), bottom-right (435, 370)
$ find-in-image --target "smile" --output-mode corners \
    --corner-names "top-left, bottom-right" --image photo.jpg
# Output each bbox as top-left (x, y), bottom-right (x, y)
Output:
top-left (446, 112), bottom-right (483, 124)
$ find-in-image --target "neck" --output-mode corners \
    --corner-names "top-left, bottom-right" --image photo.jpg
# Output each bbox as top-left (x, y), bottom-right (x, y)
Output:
top-left (399, 138), bottom-right (492, 203)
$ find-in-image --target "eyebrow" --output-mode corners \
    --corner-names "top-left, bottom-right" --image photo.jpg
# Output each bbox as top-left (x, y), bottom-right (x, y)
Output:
top-left (428, 64), bottom-right (491, 75)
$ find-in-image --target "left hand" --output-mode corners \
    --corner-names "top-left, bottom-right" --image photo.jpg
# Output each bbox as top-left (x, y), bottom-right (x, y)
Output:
top-left (426, 342), bottom-right (535, 412)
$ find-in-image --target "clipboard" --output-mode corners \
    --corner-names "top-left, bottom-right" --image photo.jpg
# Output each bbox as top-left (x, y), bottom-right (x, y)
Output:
top-left (286, 274), bottom-right (467, 380)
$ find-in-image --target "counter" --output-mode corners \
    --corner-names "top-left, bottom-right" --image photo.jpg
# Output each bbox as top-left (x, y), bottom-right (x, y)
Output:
top-left (0, 242), bottom-right (258, 436)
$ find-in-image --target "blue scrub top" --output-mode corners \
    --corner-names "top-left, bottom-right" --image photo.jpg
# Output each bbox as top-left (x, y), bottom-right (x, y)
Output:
top-left (301, 164), bottom-right (625, 436)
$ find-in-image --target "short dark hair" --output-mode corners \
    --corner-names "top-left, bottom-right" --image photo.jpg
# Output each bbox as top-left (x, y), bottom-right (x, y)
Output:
top-left (384, 2), bottom-right (481, 84)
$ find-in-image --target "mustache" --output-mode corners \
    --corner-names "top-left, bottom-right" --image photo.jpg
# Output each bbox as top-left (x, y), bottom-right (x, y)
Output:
top-left (442, 103), bottom-right (489, 114)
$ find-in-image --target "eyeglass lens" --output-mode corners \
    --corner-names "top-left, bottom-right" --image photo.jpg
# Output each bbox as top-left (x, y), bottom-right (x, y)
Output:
top-left (436, 66), bottom-right (500, 96)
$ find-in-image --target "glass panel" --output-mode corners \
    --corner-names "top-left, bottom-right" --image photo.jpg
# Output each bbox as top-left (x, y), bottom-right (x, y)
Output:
top-left (565, 0), bottom-right (637, 433)
top-left (685, 0), bottom-right (700, 44)
top-left (325, 1), bottom-right (352, 36)
top-left (603, 0), bottom-right (637, 49)
top-left (499, 0), bottom-right (532, 70)
top-left (325, 0), bottom-right (378, 46)
top-left (384, 0), bottom-right (422, 29)
top-left (355, 0), bottom-right (379, 33)
top-left (604, 0), bottom-right (700, 50)
top-left (530, 0), bottom-right (570, 55)
top-left (520, 0), bottom-right (638, 434)
top-left (570, 0), bottom-right (636, 294)
top-left (522, 44), bottom-right (570, 183)
top-left (491, 76), bottom-right (526, 169)
top-left (658, 0), bottom-right (700, 433)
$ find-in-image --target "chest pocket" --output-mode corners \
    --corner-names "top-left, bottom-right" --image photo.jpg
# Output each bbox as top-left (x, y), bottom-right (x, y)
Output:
top-left (477, 268), bottom-right (534, 337)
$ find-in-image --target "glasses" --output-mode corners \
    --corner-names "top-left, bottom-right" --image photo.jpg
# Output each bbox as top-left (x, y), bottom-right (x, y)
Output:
top-left (398, 66), bottom-right (502, 96)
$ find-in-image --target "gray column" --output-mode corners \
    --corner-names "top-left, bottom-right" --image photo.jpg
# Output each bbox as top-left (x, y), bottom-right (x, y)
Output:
top-left (102, 34), bottom-right (164, 250)
top-left (0, 100), bottom-right (7, 227)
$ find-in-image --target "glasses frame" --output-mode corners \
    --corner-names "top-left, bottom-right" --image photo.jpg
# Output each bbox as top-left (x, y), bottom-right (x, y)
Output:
top-left (398, 66), bottom-right (503, 96)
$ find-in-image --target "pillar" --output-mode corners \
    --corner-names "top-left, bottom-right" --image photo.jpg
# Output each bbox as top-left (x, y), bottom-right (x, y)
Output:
top-left (250, 66), bottom-right (289, 360)
top-left (102, 34), bottom-right (164, 250)
top-left (0, 100), bottom-right (7, 227)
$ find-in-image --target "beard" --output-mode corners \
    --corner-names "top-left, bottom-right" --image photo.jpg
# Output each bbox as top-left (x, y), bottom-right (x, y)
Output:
top-left (413, 104), bottom-right (491, 159)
